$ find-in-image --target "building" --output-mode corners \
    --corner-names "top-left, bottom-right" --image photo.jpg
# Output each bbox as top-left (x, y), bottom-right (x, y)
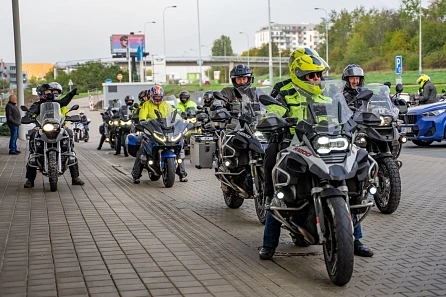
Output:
top-left (0, 60), bottom-right (28, 89)
top-left (254, 23), bottom-right (321, 52)
top-left (22, 63), bottom-right (54, 79)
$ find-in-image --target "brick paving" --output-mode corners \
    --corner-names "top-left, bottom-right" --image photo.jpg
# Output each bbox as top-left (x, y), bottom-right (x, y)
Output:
top-left (1, 110), bottom-right (446, 297)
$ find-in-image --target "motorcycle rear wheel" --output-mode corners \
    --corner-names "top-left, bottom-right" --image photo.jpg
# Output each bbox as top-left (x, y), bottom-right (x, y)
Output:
top-left (74, 132), bottom-right (79, 143)
top-left (162, 158), bottom-right (176, 188)
top-left (323, 197), bottom-right (354, 286)
top-left (48, 151), bottom-right (58, 192)
top-left (374, 157), bottom-right (401, 214)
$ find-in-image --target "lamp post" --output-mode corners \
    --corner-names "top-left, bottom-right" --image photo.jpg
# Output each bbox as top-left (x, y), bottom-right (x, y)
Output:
top-left (163, 5), bottom-right (177, 84)
top-left (196, 0), bottom-right (203, 86)
top-left (419, 0), bottom-right (422, 75)
top-left (239, 32), bottom-right (250, 67)
top-left (143, 21), bottom-right (156, 81)
top-left (12, 0), bottom-right (25, 140)
top-left (267, 0), bottom-right (273, 85)
top-left (315, 7), bottom-right (329, 74)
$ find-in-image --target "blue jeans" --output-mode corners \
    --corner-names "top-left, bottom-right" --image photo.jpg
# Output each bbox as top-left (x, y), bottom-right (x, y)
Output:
top-left (263, 211), bottom-right (364, 248)
top-left (8, 124), bottom-right (19, 153)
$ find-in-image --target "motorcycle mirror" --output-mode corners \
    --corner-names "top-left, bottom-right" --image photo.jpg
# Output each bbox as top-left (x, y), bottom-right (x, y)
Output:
top-left (395, 83), bottom-right (404, 93)
top-left (259, 94), bottom-right (282, 107)
top-left (129, 107), bottom-right (134, 111)
top-left (69, 105), bottom-right (80, 112)
top-left (212, 91), bottom-right (229, 102)
top-left (356, 90), bottom-right (373, 101)
top-left (171, 109), bottom-right (178, 124)
top-left (133, 103), bottom-right (139, 108)
top-left (197, 105), bottom-right (203, 110)
top-left (20, 105), bottom-right (29, 112)
top-left (21, 116), bottom-right (32, 124)
top-left (67, 115), bottom-right (81, 122)
top-left (442, 89), bottom-right (446, 93)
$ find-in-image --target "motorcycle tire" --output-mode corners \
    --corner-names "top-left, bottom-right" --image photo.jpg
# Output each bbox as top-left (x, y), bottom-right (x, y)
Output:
top-left (48, 151), bottom-right (58, 192)
top-left (149, 172), bottom-right (161, 181)
top-left (323, 197), bottom-right (354, 287)
top-left (391, 143), bottom-right (402, 159)
top-left (374, 157), bottom-right (401, 214)
top-left (74, 133), bottom-right (79, 143)
top-left (254, 170), bottom-right (266, 224)
top-left (412, 140), bottom-right (433, 146)
top-left (162, 158), bottom-right (176, 188)
top-left (84, 134), bottom-right (89, 142)
top-left (223, 188), bottom-right (244, 209)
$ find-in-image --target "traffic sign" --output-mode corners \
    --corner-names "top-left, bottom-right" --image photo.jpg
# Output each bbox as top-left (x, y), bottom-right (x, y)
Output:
top-left (395, 55), bottom-right (402, 75)
top-left (68, 79), bottom-right (74, 86)
top-left (105, 78), bottom-right (112, 83)
top-left (117, 73), bottom-right (123, 82)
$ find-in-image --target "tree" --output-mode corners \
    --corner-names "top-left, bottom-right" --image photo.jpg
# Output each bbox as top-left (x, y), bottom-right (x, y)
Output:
top-left (210, 35), bottom-right (235, 83)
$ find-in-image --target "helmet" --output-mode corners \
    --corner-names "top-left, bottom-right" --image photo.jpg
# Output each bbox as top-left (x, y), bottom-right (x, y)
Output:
top-left (79, 110), bottom-right (85, 115)
top-left (150, 85), bottom-right (165, 105)
top-left (179, 90), bottom-right (190, 103)
top-left (49, 82), bottom-right (63, 98)
top-left (124, 95), bottom-right (134, 106)
top-left (230, 64), bottom-right (254, 91)
top-left (417, 74), bottom-right (430, 88)
top-left (342, 64), bottom-right (365, 89)
top-left (203, 91), bottom-right (214, 107)
top-left (39, 84), bottom-right (55, 100)
top-left (138, 90), bottom-right (147, 101)
top-left (288, 48), bottom-right (329, 95)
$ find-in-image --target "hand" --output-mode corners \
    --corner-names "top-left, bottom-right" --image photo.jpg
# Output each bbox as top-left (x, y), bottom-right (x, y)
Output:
top-left (70, 88), bottom-right (78, 96)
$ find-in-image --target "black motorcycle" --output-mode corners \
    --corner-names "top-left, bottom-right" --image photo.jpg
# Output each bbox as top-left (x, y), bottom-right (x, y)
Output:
top-left (115, 105), bottom-right (133, 156)
top-left (212, 91), bottom-right (268, 224)
top-left (258, 91), bottom-right (376, 286)
top-left (351, 84), bottom-right (402, 214)
top-left (21, 103), bottom-right (81, 192)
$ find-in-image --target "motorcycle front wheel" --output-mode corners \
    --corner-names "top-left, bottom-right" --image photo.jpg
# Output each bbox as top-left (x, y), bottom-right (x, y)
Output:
top-left (254, 170), bottom-right (266, 224)
top-left (48, 151), bottom-right (58, 192)
top-left (162, 158), bottom-right (176, 188)
top-left (374, 157), bottom-right (401, 214)
top-left (74, 132), bottom-right (79, 142)
top-left (222, 187), bottom-right (244, 209)
top-left (323, 197), bottom-right (354, 286)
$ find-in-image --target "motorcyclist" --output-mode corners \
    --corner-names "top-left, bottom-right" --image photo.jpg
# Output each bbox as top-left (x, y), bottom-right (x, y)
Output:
top-left (97, 99), bottom-right (121, 150)
top-left (220, 64), bottom-right (259, 112)
top-left (132, 85), bottom-right (188, 183)
top-left (24, 83), bottom-right (84, 188)
top-left (341, 64), bottom-right (365, 108)
top-left (79, 110), bottom-right (89, 138)
top-left (114, 95), bottom-right (134, 156)
top-left (259, 48), bottom-right (373, 260)
top-left (177, 90), bottom-right (197, 114)
top-left (416, 74), bottom-right (438, 105)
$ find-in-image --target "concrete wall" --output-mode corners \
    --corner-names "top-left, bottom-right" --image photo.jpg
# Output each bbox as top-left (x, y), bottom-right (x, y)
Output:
top-left (102, 82), bottom-right (154, 108)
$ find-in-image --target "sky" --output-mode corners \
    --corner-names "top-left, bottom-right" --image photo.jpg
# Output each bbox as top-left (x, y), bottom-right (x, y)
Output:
top-left (1, 0), bottom-right (404, 64)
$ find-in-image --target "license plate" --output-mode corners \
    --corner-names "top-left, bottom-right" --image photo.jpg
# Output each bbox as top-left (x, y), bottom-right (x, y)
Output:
top-left (401, 127), bottom-right (412, 133)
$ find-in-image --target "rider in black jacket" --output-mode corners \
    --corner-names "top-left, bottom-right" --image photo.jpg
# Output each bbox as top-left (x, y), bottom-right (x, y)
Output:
top-left (24, 84), bottom-right (85, 188)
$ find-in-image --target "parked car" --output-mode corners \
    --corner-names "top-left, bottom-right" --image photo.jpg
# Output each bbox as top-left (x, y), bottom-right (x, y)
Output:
top-left (399, 101), bottom-right (446, 146)
top-left (178, 79), bottom-right (190, 86)
top-left (261, 79), bottom-right (272, 86)
top-left (0, 115), bottom-right (6, 126)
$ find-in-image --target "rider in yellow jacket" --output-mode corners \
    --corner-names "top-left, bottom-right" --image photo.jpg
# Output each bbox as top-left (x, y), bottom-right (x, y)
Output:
top-left (176, 90), bottom-right (197, 114)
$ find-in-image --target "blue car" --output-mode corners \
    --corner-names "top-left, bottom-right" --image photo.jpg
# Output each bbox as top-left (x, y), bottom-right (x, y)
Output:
top-left (400, 101), bottom-right (446, 146)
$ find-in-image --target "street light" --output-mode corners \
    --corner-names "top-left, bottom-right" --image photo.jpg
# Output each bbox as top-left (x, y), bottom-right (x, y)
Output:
top-left (196, 0), bottom-right (203, 86)
top-left (239, 32), bottom-right (250, 67)
top-left (143, 21), bottom-right (156, 82)
top-left (315, 7), bottom-right (329, 74)
top-left (163, 6), bottom-right (177, 58)
top-left (267, 0), bottom-right (273, 85)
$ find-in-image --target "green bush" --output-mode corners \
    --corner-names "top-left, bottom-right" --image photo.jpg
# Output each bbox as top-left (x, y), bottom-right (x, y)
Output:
top-left (0, 124), bottom-right (10, 136)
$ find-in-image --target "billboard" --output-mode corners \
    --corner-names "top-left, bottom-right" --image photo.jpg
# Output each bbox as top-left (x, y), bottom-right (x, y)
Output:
top-left (152, 55), bottom-right (166, 84)
top-left (110, 34), bottom-right (145, 54)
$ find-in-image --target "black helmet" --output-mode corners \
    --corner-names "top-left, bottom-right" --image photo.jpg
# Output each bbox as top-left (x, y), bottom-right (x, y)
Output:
top-left (39, 84), bottom-right (55, 100)
top-left (342, 64), bottom-right (365, 89)
top-left (124, 95), bottom-right (134, 106)
top-left (179, 90), bottom-right (190, 103)
top-left (138, 90), bottom-right (146, 101)
top-left (230, 64), bottom-right (254, 91)
top-left (203, 91), bottom-right (214, 107)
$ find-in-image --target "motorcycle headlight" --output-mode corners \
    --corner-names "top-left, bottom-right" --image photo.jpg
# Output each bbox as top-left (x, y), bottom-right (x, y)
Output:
top-left (421, 109), bottom-right (446, 117)
top-left (108, 121), bottom-right (113, 125)
top-left (313, 136), bottom-right (349, 154)
top-left (120, 120), bottom-right (132, 126)
top-left (113, 120), bottom-right (119, 126)
top-left (379, 116), bottom-right (393, 126)
top-left (43, 123), bottom-right (59, 132)
top-left (170, 133), bottom-right (183, 142)
top-left (153, 132), bottom-right (166, 143)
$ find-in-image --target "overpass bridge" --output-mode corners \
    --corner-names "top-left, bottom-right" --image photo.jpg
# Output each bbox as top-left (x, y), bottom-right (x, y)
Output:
top-left (55, 56), bottom-right (289, 70)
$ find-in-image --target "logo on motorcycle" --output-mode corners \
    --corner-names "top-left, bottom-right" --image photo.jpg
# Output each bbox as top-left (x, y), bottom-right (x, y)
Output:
top-left (293, 147), bottom-right (312, 157)
top-left (238, 131), bottom-right (251, 138)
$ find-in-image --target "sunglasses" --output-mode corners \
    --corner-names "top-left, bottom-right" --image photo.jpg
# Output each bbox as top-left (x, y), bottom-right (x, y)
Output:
top-left (306, 72), bottom-right (322, 79)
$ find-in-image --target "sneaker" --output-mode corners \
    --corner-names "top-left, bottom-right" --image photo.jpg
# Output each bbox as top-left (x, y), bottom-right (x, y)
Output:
top-left (179, 175), bottom-right (188, 182)
top-left (114, 152), bottom-right (120, 155)
top-left (24, 179), bottom-right (34, 188)
top-left (97, 147), bottom-right (102, 150)
top-left (9, 151), bottom-right (19, 155)
top-left (72, 178), bottom-right (85, 186)
top-left (354, 240), bottom-right (374, 257)
top-left (15, 150), bottom-right (21, 154)
top-left (133, 177), bottom-right (140, 184)
top-left (259, 246), bottom-right (275, 260)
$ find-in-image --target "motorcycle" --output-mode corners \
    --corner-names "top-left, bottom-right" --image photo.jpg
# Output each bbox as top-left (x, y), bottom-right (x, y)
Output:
top-left (72, 120), bottom-right (90, 143)
top-left (115, 105), bottom-right (133, 156)
top-left (212, 91), bottom-right (269, 224)
top-left (21, 103), bottom-right (81, 192)
top-left (350, 83), bottom-right (402, 214)
top-left (128, 110), bottom-right (192, 188)
top-left (258, 89), bottom-right (376, 286)
top-left (181, 106), bottom-right (201, 155)
top-left (390, 84), bottom-right (408, 159)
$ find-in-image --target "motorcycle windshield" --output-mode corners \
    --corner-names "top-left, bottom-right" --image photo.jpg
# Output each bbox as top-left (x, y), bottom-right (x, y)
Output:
top-left (36, 102), bottom-right (64, 126)
top-left (297, 80), bottom-right (353, 135)
top-left (361, 84), bottom-right (400, 119)
top-left (185, 107), bottom-right (197, 117)
top-left (119, 106), bottom-right (131, 121)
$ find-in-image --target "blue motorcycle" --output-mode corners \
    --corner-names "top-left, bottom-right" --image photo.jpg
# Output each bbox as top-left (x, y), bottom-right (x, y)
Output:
top-left (127, 110), bottom-right (192, 188)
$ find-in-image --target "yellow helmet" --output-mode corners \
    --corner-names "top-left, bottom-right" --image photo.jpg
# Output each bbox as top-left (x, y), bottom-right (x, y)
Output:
top-left (417, 74), bottom-right (430, 88)
top-left (288, 48), bottom-right (329, 95)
